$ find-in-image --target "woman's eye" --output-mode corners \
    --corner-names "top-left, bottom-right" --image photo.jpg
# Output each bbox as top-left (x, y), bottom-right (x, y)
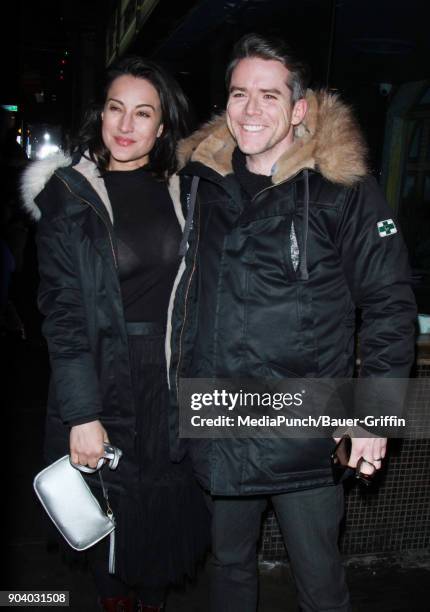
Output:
top-left (137, 111), bottom-right (150, 118)
top-left (109, 105), bottom-right (121, 112)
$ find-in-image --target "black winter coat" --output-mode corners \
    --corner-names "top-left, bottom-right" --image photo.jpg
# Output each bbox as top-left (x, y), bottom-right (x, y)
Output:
top-left (167, 90), bottom-right (417, 495)
top-left (21, 154), bottom-right (184, 492)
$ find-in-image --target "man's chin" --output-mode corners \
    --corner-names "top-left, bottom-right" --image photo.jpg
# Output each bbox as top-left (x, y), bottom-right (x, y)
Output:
top-left (235, 142), bottom-right (267, 156)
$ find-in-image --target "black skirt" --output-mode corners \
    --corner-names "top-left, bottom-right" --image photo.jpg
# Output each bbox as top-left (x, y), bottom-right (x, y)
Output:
top-left (90, 323), bottom-right (210, 588)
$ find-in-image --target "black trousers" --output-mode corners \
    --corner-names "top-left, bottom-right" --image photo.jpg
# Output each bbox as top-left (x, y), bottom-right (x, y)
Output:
top-left (210, 484), bottom-right (351, 612)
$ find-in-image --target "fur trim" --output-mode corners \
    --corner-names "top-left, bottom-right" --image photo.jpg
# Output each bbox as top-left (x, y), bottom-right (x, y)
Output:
top-left (21, 152), bottom-right (186, 227)
top-left (178, 90), bottom-right (368, 186)
top-left (72, 155), bottom-right (113, 223)
top-left (177, 114), bottom-right (235, 178)
top-left (311, 90), bottom-right (368, 186)
top-left (167, 174), bottom-right (185, 230)
top-left (20, 152), bottom-right (71, 220)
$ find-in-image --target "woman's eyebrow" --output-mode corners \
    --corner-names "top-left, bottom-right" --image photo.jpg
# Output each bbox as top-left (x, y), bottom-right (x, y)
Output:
top-left (106, 98), bottom-right (155, 110)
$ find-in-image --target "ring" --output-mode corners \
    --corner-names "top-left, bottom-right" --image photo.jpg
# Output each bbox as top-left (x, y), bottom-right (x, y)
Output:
top-left (357, 458), bottom-right (376, 471)
top-left (355, 457), bottom-right (378, 486)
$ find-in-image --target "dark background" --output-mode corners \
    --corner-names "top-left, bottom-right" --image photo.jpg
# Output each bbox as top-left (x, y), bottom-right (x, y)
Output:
top-left (2, 0), bottom-right (429, 170)
top-left (2, 0), bottom-right (428, 315)
top-left (1, 2), bottom-right (429, 607)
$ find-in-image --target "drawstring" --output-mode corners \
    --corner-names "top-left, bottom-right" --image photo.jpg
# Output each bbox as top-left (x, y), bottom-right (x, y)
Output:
top-left (179, 176), bottom-right (200, 257)
top-left (179, 172), bottom-right (309, 278)
top-left (298, 169), bottom-right (310, 281)
top-left (98, 471), bottom-right (116, 574)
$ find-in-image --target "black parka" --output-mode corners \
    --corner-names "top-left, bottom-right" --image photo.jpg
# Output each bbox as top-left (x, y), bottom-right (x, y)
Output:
top-left (21, 154), bottom-right (184, 492)
top-left (167, 90), bottom-right (417, 495)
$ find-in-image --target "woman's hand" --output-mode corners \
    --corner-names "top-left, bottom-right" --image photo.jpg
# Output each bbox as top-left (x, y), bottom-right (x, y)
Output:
top-left (69, 420), bottom-right (109, 469)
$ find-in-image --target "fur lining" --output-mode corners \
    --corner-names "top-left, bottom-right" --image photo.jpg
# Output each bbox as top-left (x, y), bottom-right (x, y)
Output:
top-left (177, 114), bottom-right (235, 178)
top-left (21, 152), bottom-right (186, 226)
top-left (167, 174), bottom-right (185, 230)
top-left (178, 90), bottom-right (368, 186)
top-left (20, 152), bottom-right (71, 220)
top-left (73, 155), bottom-right (113, 223)
top-left (310, 91), bottom-right (368, 186)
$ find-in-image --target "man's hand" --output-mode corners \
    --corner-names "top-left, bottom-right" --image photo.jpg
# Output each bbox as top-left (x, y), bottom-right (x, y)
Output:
top-left (333, 436), bottom-right (387, 475)
top-left (70, 420), bottom-right (109, 469)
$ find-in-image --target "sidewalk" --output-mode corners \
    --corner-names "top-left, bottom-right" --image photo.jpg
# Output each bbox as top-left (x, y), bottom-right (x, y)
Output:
top-left (6, 539), bottom-right (430, 611)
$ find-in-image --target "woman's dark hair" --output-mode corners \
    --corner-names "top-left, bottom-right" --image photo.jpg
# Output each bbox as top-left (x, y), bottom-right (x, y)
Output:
top-left (75, 56), bottom-right (190, 178)
top-left (225, 33), bottom-right (310, 103)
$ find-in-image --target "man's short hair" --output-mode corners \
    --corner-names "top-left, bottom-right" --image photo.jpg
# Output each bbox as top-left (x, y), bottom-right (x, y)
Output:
top-left (225, 33), bottom-right (310, 103)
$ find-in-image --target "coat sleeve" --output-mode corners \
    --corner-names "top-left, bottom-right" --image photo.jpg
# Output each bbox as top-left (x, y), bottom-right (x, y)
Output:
top-left (36, 182), bottom-right (103, 425)
top-left (335, 176), bottom-right (417, 422)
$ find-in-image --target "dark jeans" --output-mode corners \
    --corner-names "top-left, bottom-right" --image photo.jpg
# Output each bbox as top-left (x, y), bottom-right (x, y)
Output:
top-left (210, 485), bottom-right (351, 612)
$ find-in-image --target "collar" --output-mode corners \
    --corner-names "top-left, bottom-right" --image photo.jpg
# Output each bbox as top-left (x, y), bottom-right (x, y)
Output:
top-left (178, 89), bottom-right (368, 187)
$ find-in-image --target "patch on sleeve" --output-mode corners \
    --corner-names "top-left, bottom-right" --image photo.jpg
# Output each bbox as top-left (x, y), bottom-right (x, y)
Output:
top-left (377, 219), bottom-right (397, 237)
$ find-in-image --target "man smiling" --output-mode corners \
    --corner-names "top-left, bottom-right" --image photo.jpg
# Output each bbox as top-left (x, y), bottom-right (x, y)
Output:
top-left (168, 34), bottom-right (416, 611)
top-left (226, 56), bottom-right (307, 174)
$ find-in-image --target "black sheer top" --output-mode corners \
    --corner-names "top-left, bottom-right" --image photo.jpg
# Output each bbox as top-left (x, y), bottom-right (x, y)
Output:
top-left (103, 166), bottom-right (181, 323)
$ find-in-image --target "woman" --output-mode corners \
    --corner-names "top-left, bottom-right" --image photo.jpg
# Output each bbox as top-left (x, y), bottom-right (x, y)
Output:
top-left (21, 57), bottom-right (209, 612)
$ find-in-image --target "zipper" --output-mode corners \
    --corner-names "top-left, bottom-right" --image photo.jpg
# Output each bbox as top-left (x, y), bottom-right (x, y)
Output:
top-left (173, 168), bottom-right (306, 399)
top-left (175, 199), bottom-right (201, 402)
top-left (251, 169), bottom-right (304, 202)
top-left (55, 174), bottom-right (118, 268)
top-left (55, 172), bottom-right (138, 424)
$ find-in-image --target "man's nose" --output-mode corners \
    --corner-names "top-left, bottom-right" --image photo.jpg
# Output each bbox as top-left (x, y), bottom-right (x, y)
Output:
top-left (245, 96), bottom-right (261, 115)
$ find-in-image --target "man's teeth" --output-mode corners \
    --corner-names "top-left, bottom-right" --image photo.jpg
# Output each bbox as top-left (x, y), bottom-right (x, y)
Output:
top-left (242, 125), bottom-right (264, 132)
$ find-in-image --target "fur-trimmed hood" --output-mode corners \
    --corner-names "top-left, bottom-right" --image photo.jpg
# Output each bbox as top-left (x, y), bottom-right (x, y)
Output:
top-left (177, 89), bottom-right (368, 186)
top-left (20, 152), bottom-right (184, 229)
top-left (20, 151), bottom-right (71, 221)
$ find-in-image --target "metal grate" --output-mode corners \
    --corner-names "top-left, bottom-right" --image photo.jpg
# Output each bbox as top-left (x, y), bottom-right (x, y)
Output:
top-left (260, 364), bottom-right (430, 561)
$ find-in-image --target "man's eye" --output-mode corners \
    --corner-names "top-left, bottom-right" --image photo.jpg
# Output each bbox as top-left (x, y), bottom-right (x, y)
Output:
top-left (263, 94), bottom-right (276, 100)
top-left (231, 92), bottom-right (245, 98)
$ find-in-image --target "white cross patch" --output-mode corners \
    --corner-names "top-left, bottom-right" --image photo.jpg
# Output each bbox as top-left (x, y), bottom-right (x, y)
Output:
top-left (377, 219), bottom-right (397, 237)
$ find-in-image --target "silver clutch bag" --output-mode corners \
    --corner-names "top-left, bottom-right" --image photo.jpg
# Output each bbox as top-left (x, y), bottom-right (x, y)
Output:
top-left (33, 445), bottom-right (122, 554)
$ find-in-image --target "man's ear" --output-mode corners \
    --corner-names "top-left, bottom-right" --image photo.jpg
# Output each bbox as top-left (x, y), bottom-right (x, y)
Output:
top-left (291, 98), bottom-right (308, 126)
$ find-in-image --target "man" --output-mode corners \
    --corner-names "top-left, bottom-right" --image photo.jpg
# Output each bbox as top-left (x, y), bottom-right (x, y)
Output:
top-left (167, 34), bottom-right (416, 611)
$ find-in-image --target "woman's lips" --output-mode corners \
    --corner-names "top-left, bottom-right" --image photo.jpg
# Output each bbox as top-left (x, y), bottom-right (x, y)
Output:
top-left (114, 137), bottom-right (136, 146)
